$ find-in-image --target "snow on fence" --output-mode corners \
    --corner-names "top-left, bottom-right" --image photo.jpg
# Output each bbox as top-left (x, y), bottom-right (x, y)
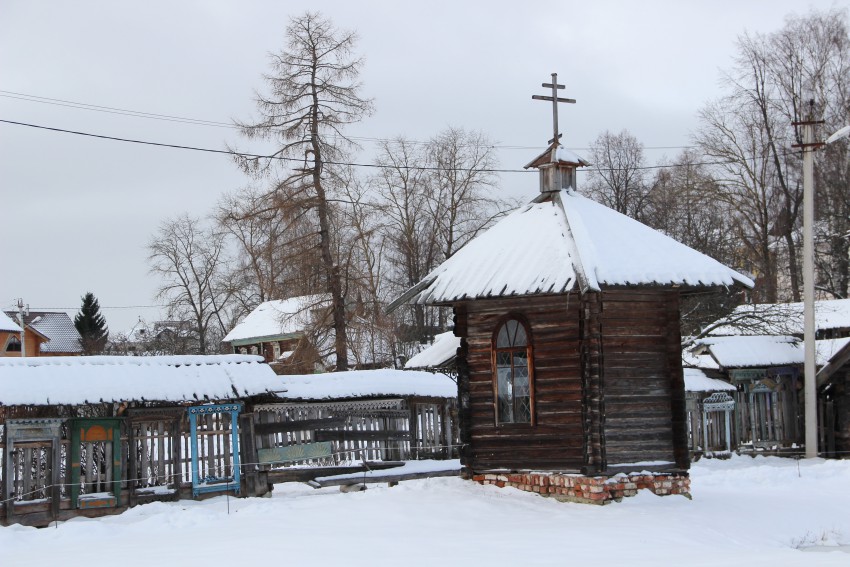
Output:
top-left (1, 398), bottom-right (458, 526)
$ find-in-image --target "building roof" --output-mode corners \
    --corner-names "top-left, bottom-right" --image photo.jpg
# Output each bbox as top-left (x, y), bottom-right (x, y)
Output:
top-left (392, 189), bottom-right (753, 307)
top-left (223, 295), bottom-right (330, 345)
top-left (27, 312), bottom-right (81, 353)
top-left (707, 299), bottom-right (850, 337)
top-left (278, 369), bottom-right (457, 400)
top-left (689, 335), bottom-right (850, 369)
top-left (405, 331), bottom-right (460, 369)
top-left (683, 367), bottom-right (736, 392)
top-left (0, 355), bottom-right (281, 406)
top-left (0, 311), bottom-right (22, 332)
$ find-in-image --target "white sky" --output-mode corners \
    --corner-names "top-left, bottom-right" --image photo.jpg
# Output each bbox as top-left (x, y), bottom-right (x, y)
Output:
top-left (0, 0), bottom-right (842, 332)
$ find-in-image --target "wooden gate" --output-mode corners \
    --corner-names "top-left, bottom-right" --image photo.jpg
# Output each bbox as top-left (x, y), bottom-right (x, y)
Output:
top-left (2, 419), bottom-right (64, 521)
top-left (69, 418), bottom-right (123, 509)
top-left (187, 404), bottom-right (242, 497)
top-left (126, 408), bottom-right (185, 505)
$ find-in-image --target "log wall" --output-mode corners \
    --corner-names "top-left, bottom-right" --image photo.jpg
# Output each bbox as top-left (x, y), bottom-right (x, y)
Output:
top-left (456, 289), bottom-right (688, 474)
top-left (599, 290), bottom-right (685, 469)
top-left (459, 294), bottom-right (585, 471)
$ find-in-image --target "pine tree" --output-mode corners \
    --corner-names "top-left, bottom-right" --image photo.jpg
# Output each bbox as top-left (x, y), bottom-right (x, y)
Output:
top-left (74, 292), bottom-right (109, 355)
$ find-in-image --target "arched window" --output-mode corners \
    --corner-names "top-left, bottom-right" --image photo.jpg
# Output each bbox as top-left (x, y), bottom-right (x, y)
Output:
top-left (5, 335), bottom-right (22, 352)
top-left (494, 318), bottom-right (532, 424)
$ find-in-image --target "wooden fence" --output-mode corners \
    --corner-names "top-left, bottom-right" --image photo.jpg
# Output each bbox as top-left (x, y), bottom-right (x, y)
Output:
top-left (1, 396), bottom-right (459, 526)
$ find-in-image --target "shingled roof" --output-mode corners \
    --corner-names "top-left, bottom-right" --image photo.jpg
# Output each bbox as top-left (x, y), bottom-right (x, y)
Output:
top-left (391, 189), bottom-right (753, 308)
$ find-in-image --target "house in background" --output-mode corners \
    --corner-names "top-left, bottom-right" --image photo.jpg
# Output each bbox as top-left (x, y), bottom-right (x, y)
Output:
top-left (682, 299), bottom-right (850, 454)
top-left (1, 311), bottom-right (51, 357)
top-left (3, 311), bottom-right (83, 356)
top-left (404, 331), bottom-right (460, 375)
top-left (223, 295), bottom-right (329, 374)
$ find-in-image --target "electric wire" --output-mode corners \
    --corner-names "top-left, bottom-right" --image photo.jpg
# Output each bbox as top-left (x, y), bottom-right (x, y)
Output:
top-left (0, 89), bottom-right (698, 151)
top-left (0, 118), bottom-right (802, 174)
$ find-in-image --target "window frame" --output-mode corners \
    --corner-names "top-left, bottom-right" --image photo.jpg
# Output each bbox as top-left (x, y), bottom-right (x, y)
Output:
top-left (491, 315), bottom-right (535, 426)
top-left (5, 334), bottom-right (22, 352)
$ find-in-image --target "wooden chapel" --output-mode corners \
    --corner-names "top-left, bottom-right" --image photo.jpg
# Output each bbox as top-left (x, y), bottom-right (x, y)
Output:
top-left (391, 75), bottom-right (753, 502)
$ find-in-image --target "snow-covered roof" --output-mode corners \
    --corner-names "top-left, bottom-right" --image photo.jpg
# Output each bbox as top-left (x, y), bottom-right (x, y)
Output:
top-left (683, 368), bottom-right (736, 392)
top-left (0, 355), bottom-right (281, 406)
top-left (27, 312), bottom-right (81, 353)
top-left (707, 299), bottom-right (850, 336)
top-left (693, 336), bottom-right (802, 368)
top-left (688, 335), bottom-right (850, 370)
top-left (405, 332), bottom-right (460, 369)
top-left (0, 311), bottom-right (22, 332)
top-left (682, 350), bottom-right (721, 370)
top-left (524, 143), bottom-right (591, 169)
top-left (394, 190), bottom-right (752, 306)
top-left (223, 295), bottom-right (330, 344)
top-left (279, 369), bottom-right (456, 400)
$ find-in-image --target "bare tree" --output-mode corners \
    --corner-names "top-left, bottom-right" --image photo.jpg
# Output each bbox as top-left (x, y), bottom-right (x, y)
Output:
top-left (235, 12), bottom-right (373, 371)
top-left (147, 215), bottom-right (230, 354)
top-left (584, 130), bottom-right (649, 219)
top-left (371, 138), bottom-right (439, 345)
top-left (426, 127), bottom-right (500, 260)
top-left (696, 8), bottom-right (850, 303)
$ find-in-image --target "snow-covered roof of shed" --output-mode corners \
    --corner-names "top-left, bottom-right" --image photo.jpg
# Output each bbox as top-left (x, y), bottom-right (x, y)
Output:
top-left (395, 190), bottom-right (753, 306)
top-left (0, 311), bottom-right (22, 332)
top-left (405, 332), bottom-right (460, 369)
top-left (683, 368), bottom-right (736, 392)
top-left (223, 295), bottom-right (330, 344)
top-left (689, 335), bottom-right (850, 370)
top-left (682, 350), bottom-right (720, 370)
top-left (0, 355), bottom-right (281, 406)
top-left (279, 369), bottom-right (456, 400)
top-left (693, 336), bottom-right (802, 368)
top-left (707, 299), bottom-right (850, 337)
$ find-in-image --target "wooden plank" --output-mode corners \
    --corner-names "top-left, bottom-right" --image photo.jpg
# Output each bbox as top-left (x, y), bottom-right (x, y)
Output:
top-left (266, 461), bottom-right (404, 484)
top-left (257, 441), bottom-right (334, 464)
top-left (253, 417), bottom-right (348, 436)
top-left (308, 468), bottom-right (459, 489)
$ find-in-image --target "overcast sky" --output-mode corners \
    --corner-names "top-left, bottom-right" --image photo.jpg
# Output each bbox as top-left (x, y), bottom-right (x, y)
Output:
top-left (0, 0), bottom-right (842, 333)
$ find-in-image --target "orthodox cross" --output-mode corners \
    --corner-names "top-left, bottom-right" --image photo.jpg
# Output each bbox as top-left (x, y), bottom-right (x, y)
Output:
top-left (532, 73), bottom-right (576, 145)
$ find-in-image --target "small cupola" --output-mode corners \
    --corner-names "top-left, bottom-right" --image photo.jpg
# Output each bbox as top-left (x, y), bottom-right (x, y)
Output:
top-left (523, 73), bottom-right (589, 194)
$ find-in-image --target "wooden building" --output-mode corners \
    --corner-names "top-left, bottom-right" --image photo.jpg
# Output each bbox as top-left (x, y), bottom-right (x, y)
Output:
top-left (390, 79), bottom-right (753, 503)
top-left (223, 295), bottom-right (329, 374)
top-left (814, 341), bottom-right (850, 458)
top-left (0, 311), bottom-right (48, 357)
top-left (3, 311), bottom-right (83, 356)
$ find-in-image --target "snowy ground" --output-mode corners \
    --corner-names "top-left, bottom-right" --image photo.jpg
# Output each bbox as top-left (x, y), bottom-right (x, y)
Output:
top-left (3, 456), bottom-right (850, 566)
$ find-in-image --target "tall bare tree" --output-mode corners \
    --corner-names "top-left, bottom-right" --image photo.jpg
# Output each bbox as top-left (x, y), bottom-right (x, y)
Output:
top-left (236, 12), bottom-right (373, 370)
top-left (147, 215), bottom-right (230, 354)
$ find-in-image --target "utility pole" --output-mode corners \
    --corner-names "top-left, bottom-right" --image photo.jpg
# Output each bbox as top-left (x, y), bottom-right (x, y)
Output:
top-left (792, 104), bottom-right (824, 459)
top-left (16, 297), bottom-right (28, 357)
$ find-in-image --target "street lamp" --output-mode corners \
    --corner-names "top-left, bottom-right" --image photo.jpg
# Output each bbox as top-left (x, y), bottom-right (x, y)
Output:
top-left (796, 114), bottom-right (849, 459)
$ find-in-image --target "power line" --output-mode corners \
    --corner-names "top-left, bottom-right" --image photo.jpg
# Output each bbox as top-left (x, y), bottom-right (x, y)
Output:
top-left (3, 303), bottom-right (162, 311)
top-left (0, 118), bottom-right (535, 173)
top-left (0, 118), bottom-right (802, 174)
top-left (0, 89), bottom-right (697, 151)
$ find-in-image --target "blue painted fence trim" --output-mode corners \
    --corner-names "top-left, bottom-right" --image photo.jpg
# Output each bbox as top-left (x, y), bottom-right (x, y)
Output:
top-left (188, 403), bottom-right (243, 497)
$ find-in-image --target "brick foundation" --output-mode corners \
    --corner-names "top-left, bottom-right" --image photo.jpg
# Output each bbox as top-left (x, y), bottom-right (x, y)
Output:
top-left (471, 471), bottom-right (691, 504)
